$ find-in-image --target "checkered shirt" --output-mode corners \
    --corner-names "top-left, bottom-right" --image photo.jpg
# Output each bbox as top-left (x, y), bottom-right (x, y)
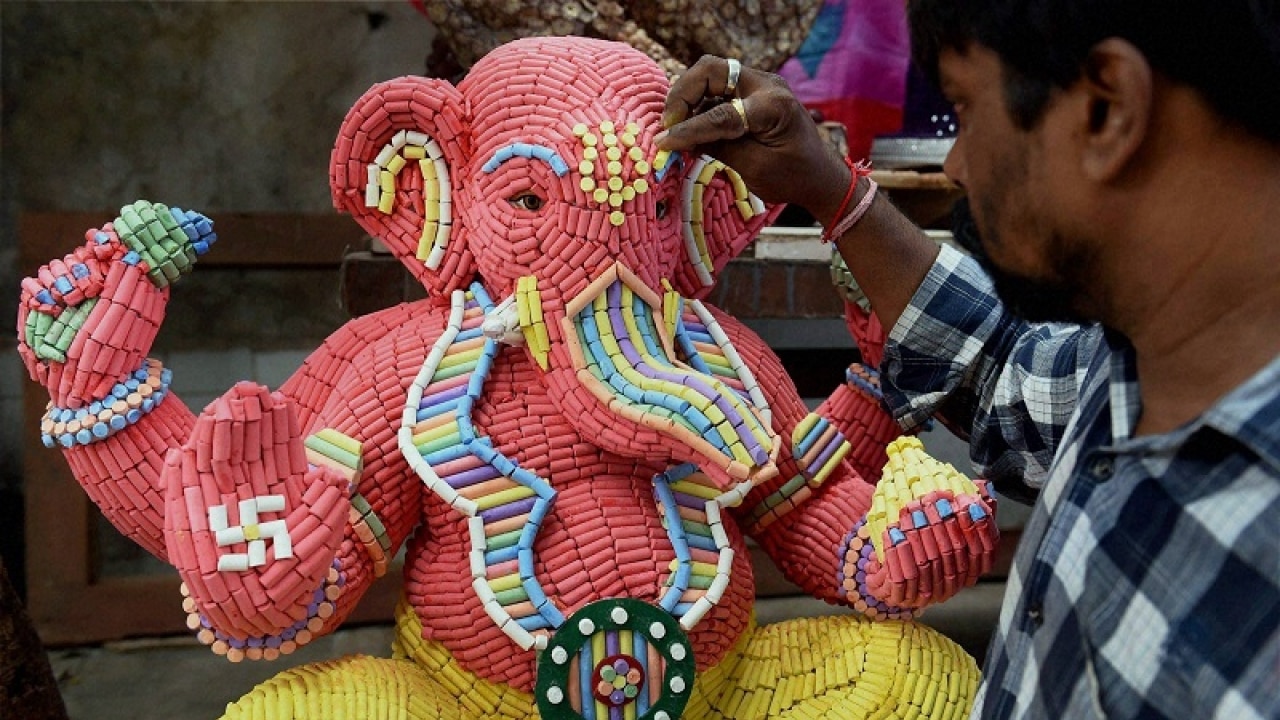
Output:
top-left (881, 245), bottom-right (1280, 719)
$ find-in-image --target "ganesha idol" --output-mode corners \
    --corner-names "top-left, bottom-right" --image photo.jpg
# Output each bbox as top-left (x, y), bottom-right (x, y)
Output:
top-left (18, 37), bottom-right (1000, 719)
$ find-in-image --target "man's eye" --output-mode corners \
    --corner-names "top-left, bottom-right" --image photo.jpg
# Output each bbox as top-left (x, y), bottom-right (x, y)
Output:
top-left (510, 193), bottom-right (545, 212)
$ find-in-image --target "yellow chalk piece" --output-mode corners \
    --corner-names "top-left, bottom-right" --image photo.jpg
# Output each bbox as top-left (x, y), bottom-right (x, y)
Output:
top-left (404, 145), bottom-right (426, 160)
top-left (386, 154), bottom-right (407, 175)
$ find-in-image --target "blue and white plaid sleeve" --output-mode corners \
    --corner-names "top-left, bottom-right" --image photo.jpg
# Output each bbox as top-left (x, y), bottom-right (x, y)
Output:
top-left (880, 245), bottom-right (1104, 502)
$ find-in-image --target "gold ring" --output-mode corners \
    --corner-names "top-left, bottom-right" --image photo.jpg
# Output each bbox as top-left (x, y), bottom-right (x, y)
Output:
top-left (731, 97), bottom-right (749, 132)
top-left (725, 58), bottom-right (741, 97)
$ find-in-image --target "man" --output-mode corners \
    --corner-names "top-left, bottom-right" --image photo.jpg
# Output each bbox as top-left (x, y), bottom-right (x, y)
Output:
top-left (657, 1), bottom-right (1280, 718)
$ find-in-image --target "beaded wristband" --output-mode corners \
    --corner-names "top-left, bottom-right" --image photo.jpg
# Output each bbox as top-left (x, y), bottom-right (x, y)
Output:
top-left (40, 358), bottom-right (171, 448)
top-left (820, 157), bottom-right (876, 243)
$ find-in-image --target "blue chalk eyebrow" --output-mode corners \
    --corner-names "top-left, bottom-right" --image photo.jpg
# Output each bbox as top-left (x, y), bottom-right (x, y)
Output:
top-left (482, 143), bottom-right (570, 176)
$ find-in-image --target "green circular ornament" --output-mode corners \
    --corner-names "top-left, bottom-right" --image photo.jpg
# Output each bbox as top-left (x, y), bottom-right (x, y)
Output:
top-left (535, 599), bottom-right (696, 720)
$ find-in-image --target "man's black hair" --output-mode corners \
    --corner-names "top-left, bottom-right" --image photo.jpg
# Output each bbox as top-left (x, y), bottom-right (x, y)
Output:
top-left (908, 0), bottom-right (1280, 143)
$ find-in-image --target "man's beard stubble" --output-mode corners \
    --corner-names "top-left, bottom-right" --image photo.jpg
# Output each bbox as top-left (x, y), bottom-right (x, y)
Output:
top-left (950, 197), bottom-right (1089, 325)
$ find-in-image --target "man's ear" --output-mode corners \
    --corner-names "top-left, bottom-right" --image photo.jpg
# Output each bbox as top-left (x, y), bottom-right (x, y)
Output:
top-left (1078, 38), bottom-right (1154, 181)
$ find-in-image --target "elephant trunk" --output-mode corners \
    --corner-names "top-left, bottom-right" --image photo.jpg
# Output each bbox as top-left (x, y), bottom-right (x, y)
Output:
top-left (515, 264), bottom-right (779, 497)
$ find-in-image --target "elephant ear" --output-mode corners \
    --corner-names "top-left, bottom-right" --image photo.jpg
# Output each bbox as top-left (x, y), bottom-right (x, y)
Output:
top-left (667, 154), bottom-right (785, 300)
top-left (330, 76), bottom-right (473, 297)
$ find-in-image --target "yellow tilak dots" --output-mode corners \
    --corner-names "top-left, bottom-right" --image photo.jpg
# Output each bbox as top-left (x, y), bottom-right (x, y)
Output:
top-left (608, 176), bottom-right (624, 191)
top-left (633, 178), bottom-right (649, 194)
top-left (599, 120), bottom-right (615, 133)
top-left (609, 192), bottom-right (624, 207)
top-left (629, 146), bottom-right (644, 162)
top-left (580, 177), bottom-right (597, 192)
top-left (572, 122), bottom-right (589, 136)
top-left (593, 188), bottom-right (609, 203)
top-left (625, 122), bottom-right (640, 135)
top-left (609, 210), bottom-right (626, 226)
top-left (622, 186), bottom-right (636, 201)
top-left (606, 146), bottom-right (622, 161)
top-left (607, 161), bottom-right (623, 175)
top-left (583, 146), bottom-right (599, 161)
top-left (578, 160), bottom-right (595, 175)
top-left (621, 132), bottom-right (637, 147)
top-left (602, 133), bottom-right (618, 147)
top-left (583, 133), bottom-right (598, 147)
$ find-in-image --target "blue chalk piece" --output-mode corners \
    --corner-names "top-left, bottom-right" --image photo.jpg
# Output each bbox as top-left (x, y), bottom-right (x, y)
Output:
top-left (89, 401), bottom-right (102, 414)
top-left (58, 408), bottom-right (74, 422)
top-left (142, 398), bottom-right (154, 412)
top-left (470, 282), bottom-right (494, 308)
top-left (134, 367), bottom-right (149, 380)
top-left (512, 143), bottom-right (533, 158)
top-left (35, 289), bottom-right (55, 306)
top-left (518, 523), bottom-right (538, 547)
top-left (42, 434), bottom-right (56, 448)
top-left (161, 368), bottom-right (173, 384)
top-left (515, 615), bottom-right (550, 632)
top-left (126, 408), bottom-right (142, 424)
top-left (59, 434), bottom-right (74, 448)
top-left (424, 444), bottom-right (470, 466)
top-left (889, 528), bottom-right (907, 546)
top-left (686, 533), bottom-right (719, 553)
top-left (71, 263), bottom-right (90, 279)
top-left (109, 415), bottom-right (127, 431)
top-left (911, 510), bottom-right (928, 528)
top-left (936, 499), bottom-right (954, 518)
top-left (485, 545), bottom-right (520, 565)
top-left (548, 156), bottom-right (569, 177)
top-left (94, 231), bottom-right (111, 245)
top-left (528, 499), bottom-right (550, 525)
top-left (490, 454), bottom-right (517, 477)
top-left (125, 378), bottom-right (140, 390)
top-left (75, 429), bottom-right (93, 445)
top-left (112, 385), bottom-right (129, 399)
top-left (192, 241), bottom-right (210, 255)
top-left (468, 438), bottom-right (496, 463)
top-left (122, 251), bottom-right (141, 266)
top-left (54, 276), bottom-right (74, 294)
top-left (968, 504), bottom-right (988, 521)
top-left (518, 548), bottom-right (535, 577)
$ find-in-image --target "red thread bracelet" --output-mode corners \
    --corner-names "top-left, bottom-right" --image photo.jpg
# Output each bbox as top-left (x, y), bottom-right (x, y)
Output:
top-left (821, 156), bottom-right (875, 243)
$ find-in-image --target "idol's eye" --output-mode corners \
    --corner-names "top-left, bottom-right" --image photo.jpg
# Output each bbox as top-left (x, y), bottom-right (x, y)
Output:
top-left (655, 200), bottom-right (669, 219)
top-left (510, 193), bottom-right (545, 212)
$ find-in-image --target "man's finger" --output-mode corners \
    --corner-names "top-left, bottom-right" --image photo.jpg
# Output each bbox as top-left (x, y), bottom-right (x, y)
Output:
top-left (657, 98), bottom-right (751, 151)
top-left (663, 56), bottom-right (724, 128)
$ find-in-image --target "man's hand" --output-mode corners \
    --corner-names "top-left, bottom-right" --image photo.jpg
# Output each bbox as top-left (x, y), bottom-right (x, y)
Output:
top-left (656, 55), bottom-right (851, 225)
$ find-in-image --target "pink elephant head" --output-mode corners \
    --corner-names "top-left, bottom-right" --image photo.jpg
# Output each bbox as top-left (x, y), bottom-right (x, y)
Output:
top-left (330, 37), bottom-right (783, 488)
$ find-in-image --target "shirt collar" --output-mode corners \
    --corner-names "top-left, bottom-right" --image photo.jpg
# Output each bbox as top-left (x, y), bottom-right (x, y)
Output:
top-left (1105, 329), bottom-right (1280, 471)
top-left (1200, 351), bottom-right (1280, 472)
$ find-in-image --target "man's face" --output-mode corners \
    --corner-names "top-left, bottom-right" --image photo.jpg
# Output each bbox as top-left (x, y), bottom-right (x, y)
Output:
top-left (939, 45), bottom-right (1095, 324)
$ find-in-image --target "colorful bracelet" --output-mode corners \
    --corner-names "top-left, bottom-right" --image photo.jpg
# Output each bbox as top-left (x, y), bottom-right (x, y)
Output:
top-left (40, 358), bottom-right (170, 448)
top-left (820, 156), bottom-right (877, 243)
